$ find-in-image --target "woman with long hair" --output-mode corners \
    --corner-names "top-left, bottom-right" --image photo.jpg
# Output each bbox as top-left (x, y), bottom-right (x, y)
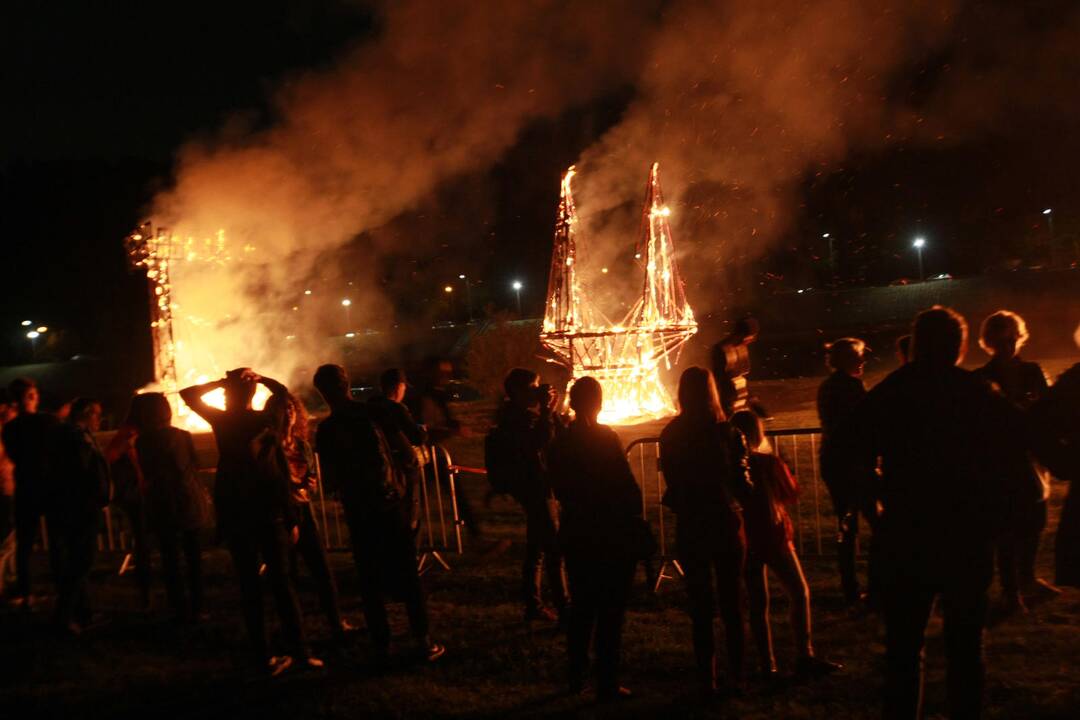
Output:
top-left (266, 392), bottom-right (349, 645)
top-left (730, 409), bottom-right (840, 679)
top-left (130, 392), bottom-right (206, 622)
top-left (659, 366), bottom-right (752, 696)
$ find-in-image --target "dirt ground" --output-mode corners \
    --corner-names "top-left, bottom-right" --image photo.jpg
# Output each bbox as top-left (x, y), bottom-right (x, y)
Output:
top-left (2, 367), bottom-right (1078, 719)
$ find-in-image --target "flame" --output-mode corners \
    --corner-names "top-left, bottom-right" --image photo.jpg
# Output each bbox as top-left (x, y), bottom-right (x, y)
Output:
top-left (541, 164), bottom-right (697, 426)
top-left (127, 223), bottom-right (281, 435)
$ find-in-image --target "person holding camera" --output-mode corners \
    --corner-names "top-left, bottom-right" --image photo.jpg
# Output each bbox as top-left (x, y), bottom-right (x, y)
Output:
top-left (485, 368), bottom-right (568, 625)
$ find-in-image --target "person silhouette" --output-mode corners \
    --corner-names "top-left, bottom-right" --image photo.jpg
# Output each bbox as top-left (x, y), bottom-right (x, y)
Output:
top-left (975, 310), bottom-right (1058, 615)
top-left (849, 306), bottom-right (1028, 719)
top-left (659, 367), bottom-right (751, 696)
top-left (181, 369), bottom-right (317, 676)
top-left (313, 364), bottom-right (444, 668)
top-left (548, 377), bottom-right (644, 702)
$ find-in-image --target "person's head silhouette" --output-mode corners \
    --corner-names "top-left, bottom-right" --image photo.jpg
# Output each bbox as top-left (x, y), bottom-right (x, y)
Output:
top-left (911, 306), bottom-right (968, 368)
top-left (676, 366), bottom-right (724, 423)
top-left (569, 376), bottom-right (602, 425)
top-left (978, 310), bottom-right (1029, 360)
top-left (314, 364), bottom-right (351, 407)
top-left (223, 368), bottom-right (257, 410)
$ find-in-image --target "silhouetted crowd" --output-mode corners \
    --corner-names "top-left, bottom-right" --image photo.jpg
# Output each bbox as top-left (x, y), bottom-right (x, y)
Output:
top-left (0, 305), bottom-right (1077, 718)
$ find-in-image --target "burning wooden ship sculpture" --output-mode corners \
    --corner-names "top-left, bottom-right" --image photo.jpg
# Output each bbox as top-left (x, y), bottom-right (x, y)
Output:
top-left (540, 163), bottom-right (698, 424)
top-left (125, 224), bottom-right (262, 431)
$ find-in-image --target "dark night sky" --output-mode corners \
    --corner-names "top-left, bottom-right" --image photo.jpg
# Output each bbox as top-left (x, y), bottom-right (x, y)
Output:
top-left (3, 1), bottom-right (1078, 373)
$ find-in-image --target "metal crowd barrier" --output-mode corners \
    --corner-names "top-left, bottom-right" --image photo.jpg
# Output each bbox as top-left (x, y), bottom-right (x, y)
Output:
top-left (42, 444), bottom-right (467, 577)
top-left (294, 444), bottom-right (467, 574)
top-left (625, 427), bottom-right (862, 590)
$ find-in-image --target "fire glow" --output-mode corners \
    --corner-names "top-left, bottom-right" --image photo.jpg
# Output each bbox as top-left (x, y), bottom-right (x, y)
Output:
top-left (540, 164), bottom-right (697, 425)
top-left (126, 225), bottom-right (272, 432)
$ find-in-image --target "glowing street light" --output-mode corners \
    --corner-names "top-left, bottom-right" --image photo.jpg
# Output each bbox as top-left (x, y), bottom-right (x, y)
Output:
top-left (20, 320), bottom-right (31, 327)
top-left (458, 274), bottom-right (474, 321)
top-left (304, 289), bottom-right (312, 295)
top-left (511, 279), bottom-right (524, 315)
top-left (341, 298), bottom-right (352, 331)
top-left (444, 285), bottom-right (453, 293)
top-left (823, 232), bottom-right (838, 280)
top-left (913, 237), bottom-right (927, 281)
top-left (36, 326), bottom-right (47, 333)
top-left (26, 331), bottom-right (40, 339)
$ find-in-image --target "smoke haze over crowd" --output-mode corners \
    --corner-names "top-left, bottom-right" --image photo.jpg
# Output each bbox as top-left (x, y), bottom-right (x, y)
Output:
top-left (147, 0), bottom-right (1080, 383)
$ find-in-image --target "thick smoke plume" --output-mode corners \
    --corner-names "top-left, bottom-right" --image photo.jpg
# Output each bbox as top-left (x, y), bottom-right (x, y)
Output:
top-left (152, 0), bottom-right (656, 386)
top-left (150, 0), bottom-right (1080, 389)
top-left (572, 0), bottom-right (958, 318)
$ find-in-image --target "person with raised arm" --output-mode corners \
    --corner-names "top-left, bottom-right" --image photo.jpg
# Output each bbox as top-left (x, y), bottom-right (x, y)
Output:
top-left (180, 369), bottom-right (318, 677)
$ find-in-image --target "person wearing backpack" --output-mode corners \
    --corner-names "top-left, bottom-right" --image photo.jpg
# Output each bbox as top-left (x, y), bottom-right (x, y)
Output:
top-left (314, 364), bottom-right (445, 667)
top-left (486, 368), bottom-right (568, 625)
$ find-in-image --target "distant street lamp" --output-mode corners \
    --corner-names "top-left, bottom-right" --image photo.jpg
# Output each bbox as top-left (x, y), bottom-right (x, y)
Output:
top-left (1044, 209), bottom-right (1057, 265)
top-left (20, 320), bottom-right (31, 327)
top-left (823, 232), bottom-right (838, 280)
top-left (913, 237), bottom-right (927, 281)
top-left (512, 280), bottom-right (523, 316)
top-left (459, 274), bottom-right (473, 321)
top-left (341, 298), bottom-right (352, 331)
top-left (26, 329), bottom-right (40, 357)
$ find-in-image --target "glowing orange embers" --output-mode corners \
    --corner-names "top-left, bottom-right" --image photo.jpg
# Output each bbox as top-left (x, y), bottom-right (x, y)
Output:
top-left (540, 164), bottom-right (698, 425)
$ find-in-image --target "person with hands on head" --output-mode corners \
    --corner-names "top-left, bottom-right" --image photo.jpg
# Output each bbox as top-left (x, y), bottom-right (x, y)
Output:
top-left (180, 368), bottom-right (319, 677)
